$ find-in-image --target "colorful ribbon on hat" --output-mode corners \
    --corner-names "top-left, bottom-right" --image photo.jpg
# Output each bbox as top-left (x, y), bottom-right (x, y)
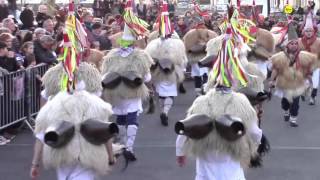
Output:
top-left (123, 0), bottom-right (149, 39)
top-left (220, 8), bottom-right (256, 44)
top-left (158, 1), bottom-right (173, 38)
top-left (159, 13), bottom-right (173, 38)
top-left (58, 0), bottom-right (87, 92)
top-left (210, 32), bottom-right (248, 88)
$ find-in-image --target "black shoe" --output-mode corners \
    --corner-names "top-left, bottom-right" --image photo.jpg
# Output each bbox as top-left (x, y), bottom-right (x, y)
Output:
top-left (289, 121), bottom-right (298, 127)
top-left (284, 115), bottom-right (290, 122)
top-left (123, 149), bottom-right (137, 161)
top-left (301, 96), bottom-right (305, 101)
top-left (179, 84), bottom-right (187, 94)
top-left (160, 112), bottom-right (168, 126)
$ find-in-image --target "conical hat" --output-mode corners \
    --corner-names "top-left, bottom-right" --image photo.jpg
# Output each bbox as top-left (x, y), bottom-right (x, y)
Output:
top-left (287, 23), bottom-right (298, 42)
top-left (304, 12), bottom-right (315, 30)
top-left (121, 24), bottom-right (136, 41)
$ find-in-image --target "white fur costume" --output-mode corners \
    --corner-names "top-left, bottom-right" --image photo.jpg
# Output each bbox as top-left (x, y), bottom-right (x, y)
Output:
top-left (145, 37), bottom-right (187, 97)
top-left (35, 91), bottom-right (114, 179)
top-left (101, 47), bottom-right (153, 154)
top-left (176, 89), bottom-right (262, 180)
top-left (203, 36), bottom-right (266, 93)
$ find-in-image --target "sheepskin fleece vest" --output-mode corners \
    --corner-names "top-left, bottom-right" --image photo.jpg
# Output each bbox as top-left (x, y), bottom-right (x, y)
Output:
top-left (183, 89), bottom-right (259, 167)
top-left (145, 38), bottom-right (187, 84)
top-left (298, 37), bottom-right (320, 68)
top-left (101, 48), bottom-right (153, 103)
top-left (35, 91), bottom-right (113, 175)
top-left (271, 51), bottom-right (316, 92)
top-left (42, 62), bottom-right (102, 97)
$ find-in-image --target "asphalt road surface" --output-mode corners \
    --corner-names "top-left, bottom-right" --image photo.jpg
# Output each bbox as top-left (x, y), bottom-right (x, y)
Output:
top-left (1, 81), bottom-right (320, 180)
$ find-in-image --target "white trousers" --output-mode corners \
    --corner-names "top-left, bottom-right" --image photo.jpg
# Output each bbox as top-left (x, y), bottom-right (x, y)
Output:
top-left (312, 68), bottom-right (320, 89)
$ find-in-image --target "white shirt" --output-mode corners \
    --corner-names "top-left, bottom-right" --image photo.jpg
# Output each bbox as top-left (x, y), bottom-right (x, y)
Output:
top-left (255, 60), bottom-right (269, 78)
top-left (112, 73), bottom-right (151, 115)
top-left (191, 64), bottom-right (209, 77)
top-left (155, 81), bottom-right (178, 97)
top-left (112, 97), bottom-right (143, 115)
top-left (35, 133), bottom-right (96, 180)
top-left (57, 164), bottom-right (96, 180)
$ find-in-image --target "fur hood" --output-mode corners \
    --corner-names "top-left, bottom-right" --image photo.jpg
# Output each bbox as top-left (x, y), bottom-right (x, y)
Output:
top-left (182, 89), bottom-right (259, 167)
top-left (35, 91), bottom-right (113, 175)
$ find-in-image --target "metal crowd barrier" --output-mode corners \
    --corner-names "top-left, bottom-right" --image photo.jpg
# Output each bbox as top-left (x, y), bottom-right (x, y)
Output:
top-left (0, 64), bottom-right (50, 131)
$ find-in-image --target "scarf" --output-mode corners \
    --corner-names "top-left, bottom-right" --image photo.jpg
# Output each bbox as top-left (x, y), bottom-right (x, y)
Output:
top-left (301, 34), bottom-right (317, 52)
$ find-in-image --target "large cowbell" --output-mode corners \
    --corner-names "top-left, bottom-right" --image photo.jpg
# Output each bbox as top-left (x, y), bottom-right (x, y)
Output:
top-left (80, 119), bottom-right (119, 145)
top-left (175, 114), bottom-right (214, 140)
top-left (44, 119), bottom-right (119, 148)
top-left (215, 114), bottom-right (246, 141)
top-left (102, 71), bottom-right (143, 89)
top-left (44, 121), bottom-right (75, 148)
top-left (175, 114), bottom-right (246, 141)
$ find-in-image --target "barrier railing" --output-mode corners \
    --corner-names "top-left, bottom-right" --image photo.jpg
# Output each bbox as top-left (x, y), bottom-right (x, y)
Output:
top-left (0, 64), bottom-right (50, 131)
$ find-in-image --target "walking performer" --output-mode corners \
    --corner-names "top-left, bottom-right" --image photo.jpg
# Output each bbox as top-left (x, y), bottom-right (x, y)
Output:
top-left (101, 0), bottom-right (153, 161)
top-left (30, 2), bottom-right (119, 179)
top-left (175, 24), bottom-right (267, 180)
top-left (201, 7), bottom-right (267, 99)
top-left (183, 13), bottom-right (217, 96)
top-left (269, 21), bottom-right (317, 127)
top-left (145, 1), bottom-right (187, 126)
top-left (298, 12), bottom-right (320, 105)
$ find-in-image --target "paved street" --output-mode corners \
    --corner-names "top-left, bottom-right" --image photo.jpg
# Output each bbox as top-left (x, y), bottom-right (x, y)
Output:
top-left (1, 81), bottom-right (320, 180)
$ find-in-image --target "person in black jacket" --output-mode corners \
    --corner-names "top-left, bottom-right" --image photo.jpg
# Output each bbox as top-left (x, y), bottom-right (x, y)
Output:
top-left (34, 35), bottom-right (57, 65)
top-left (20, 4), bottom-right (35, 30)
top-left (136, 0), bottom-right (147, 20)
top-left (0, 0), bottom-right (9, 22)
top-left (0, 41), bottom-right (21, 72)
top-left (91, 22), bottom-right (112, 50)
top-left (36, 5), bottom-right (51, 27)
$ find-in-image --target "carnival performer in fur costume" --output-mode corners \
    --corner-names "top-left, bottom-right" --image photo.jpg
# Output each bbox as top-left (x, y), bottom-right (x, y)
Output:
top-left (248, 27), bottom-right (275, 77)
top-left (175, 25), bottom-right (263, 180)
top-left (30, 2), bottom-right (119, 179)
top-left (101, 0), bottom-right (153, 161)
top-left (298, 13), bottom-right (320, 105)
top-left (31, 91), bottom-right (118, 180)
top-left (145, 1), bottom-right (187, 126)
top-left (200, 8), bottom-right (267, 96)
top-left (269, 22), bottom-right (316, 127)
top-left (183, 19), bottom-right (217, 96)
